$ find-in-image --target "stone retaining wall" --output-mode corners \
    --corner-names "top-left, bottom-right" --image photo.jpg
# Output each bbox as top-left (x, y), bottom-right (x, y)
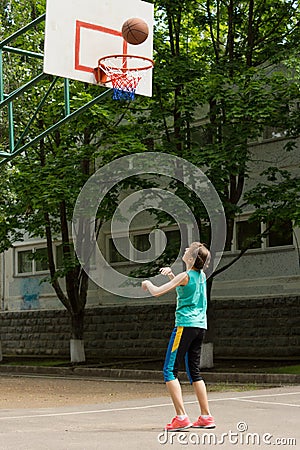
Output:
top-left (1, 296), bottom-right (299, 359)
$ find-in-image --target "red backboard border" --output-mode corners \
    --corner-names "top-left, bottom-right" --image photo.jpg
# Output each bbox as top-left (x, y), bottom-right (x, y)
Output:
top-left (74, 20), bottom-right (128, 73)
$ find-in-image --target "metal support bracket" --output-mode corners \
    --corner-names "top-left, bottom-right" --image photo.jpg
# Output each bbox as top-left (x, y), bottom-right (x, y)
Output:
top-left (0, 14), bottom-right (111, 165)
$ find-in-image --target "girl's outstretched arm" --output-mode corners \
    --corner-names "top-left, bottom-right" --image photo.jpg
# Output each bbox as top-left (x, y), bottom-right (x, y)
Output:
top-left (142, 272), bottom-right (188, 297)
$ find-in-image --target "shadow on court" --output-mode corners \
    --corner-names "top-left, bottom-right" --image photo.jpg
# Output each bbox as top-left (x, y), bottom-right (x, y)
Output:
top-left (0, 378), bottom-right (299, 450)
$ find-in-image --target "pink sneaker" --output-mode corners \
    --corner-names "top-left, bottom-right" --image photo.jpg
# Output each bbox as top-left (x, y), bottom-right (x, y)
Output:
top-left (192, 415), bottom-right (216, 429)
top-left (165, 416), bottom-right (192, 431)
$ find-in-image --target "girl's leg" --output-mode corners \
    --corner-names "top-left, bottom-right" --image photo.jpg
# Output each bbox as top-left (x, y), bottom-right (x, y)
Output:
top-left (192, 380), bottom-right (210, 415)
top-left (163, 327), bottom-right (192, 417)
top-left (165, 379), bottom-right (186, 416)
top-left (187, 329), bottom-right (211, 415)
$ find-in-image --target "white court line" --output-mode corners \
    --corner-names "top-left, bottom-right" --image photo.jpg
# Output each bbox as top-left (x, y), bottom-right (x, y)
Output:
top-left (0, 402), bottom-right (175, 420)
top-left (0, 391), bottom-right (299, 421)
top-left (211, 391), bottom-right (300, 400)
top-left (235, 399), bottom-right (300, 408)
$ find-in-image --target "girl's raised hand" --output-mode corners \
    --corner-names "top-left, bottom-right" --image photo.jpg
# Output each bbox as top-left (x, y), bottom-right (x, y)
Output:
top-left (160, 267), bottom-right (175, 278)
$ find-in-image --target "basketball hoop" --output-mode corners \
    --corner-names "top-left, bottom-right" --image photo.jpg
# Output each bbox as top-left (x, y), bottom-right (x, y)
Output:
top-left (94, 54), bottom-right (154, 100)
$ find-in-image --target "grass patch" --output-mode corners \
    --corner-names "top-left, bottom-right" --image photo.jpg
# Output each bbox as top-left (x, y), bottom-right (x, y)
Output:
top-left (1, 358), bottom-right (299, 375)
top-left (207, 383), bottom-right (269, 393)
top-left (210, 360), bottom-right (300, 375)
top-left (261, 365), bottom-right (300, 375)
top-left (4, 359), bottom-right (70, 367)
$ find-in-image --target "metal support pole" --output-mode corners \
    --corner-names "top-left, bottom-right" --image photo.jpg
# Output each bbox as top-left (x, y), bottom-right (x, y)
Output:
top-left (0, 72), bottom-right (47, 109)
top-left (2, 46), bottom-right (44, 60)
top-left (0, 88), bottom-right (112, 163)
top-left (0, 49), bottom-right (3, 102)
top-left (64, 78), bottom-right (70, 116)
top-left (14, 77), bottom-right (59, 150)
top-left (0, 14), bottom-right (46, 48)
top-left (8, 102), bottom-right (14, 153)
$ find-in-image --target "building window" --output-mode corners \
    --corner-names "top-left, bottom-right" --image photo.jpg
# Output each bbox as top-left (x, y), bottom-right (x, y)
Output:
top-left (108, 228), bottom-right (181, 264)
top-left (234, 217), bottom-right (294, 252)
top-left (109, 233), bottom-right (156, 263)
top-left (266, 219), bottom-right (293, 248)
top-left (132, 233), bottom-right (156, 260)
top-left (132, 233), bottom-right (151, 253)
top-left (35, 247), bottom-right (49, 272)
top-left (16, 247), bottom-right (48, 275)
top-left (109, 236), bottom-right (129, 263)
top-left (165, 229), bottom-right (181, 258)
top-left (198, 221), bottom-right (211, 246)
top-left (17, 249), bottom-right (32, 274)
top-left (56, 243), bottom-right (76, 269)
top-left (236, 220), bottom-right (261, 250)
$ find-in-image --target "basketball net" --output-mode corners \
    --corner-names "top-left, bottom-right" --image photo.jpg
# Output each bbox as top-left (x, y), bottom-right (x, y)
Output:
top-left (109, 71), bottom-right (141, 101)
top-left (96, 55), bottom-right (154, 101)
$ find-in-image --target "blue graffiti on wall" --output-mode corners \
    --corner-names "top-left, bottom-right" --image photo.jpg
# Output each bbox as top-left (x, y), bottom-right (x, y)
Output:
top-left (21, 278), bottom-right (40, 310)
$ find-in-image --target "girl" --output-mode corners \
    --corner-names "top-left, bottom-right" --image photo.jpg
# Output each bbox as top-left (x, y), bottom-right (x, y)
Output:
top-left (142, 242), bottom-right (215, 431)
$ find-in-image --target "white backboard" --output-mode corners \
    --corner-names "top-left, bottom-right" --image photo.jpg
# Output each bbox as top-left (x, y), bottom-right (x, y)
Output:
top-left (44, 0), bottom-right (154, 96)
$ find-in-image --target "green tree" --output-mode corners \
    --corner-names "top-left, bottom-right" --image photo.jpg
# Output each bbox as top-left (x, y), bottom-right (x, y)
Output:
top-left (0, 87), bottom-right (148, 362)
top-left (245, 167), bottom-right (300, 236)
top-left (0, 1), bottom-right (148, 362)
top-left (1, 0), bottom-right (300, 362)
top-left (131, 1), bottom-right (300, 343)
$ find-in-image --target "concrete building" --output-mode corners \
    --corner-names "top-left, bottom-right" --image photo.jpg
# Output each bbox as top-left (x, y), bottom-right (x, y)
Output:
top-left (1, 133), bottom-right (299, 312)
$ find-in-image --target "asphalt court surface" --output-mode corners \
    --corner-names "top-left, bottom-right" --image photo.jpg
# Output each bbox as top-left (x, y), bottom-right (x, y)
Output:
top-left (0, 376), bottom-right (299, 450)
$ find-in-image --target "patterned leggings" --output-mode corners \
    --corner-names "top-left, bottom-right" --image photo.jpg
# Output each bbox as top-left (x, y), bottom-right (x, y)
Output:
top-left (163, 326), bottom-right (206, 384)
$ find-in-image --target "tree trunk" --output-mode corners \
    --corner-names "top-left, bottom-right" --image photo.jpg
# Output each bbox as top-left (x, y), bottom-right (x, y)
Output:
top-left (70, 310), bottom-right (85, 363)
top-left (204, 277), bottom-right (215, 343)
top-left (200, 343), bottom-right (214, 369)
top-left (70, 339), bottom-right (85, 363)
top-left (0, 341), bottom-right (2, 362)
top-left (225, 216), bottom-right (234, 251)
top-left (203, 277), bottom-right (215, 367)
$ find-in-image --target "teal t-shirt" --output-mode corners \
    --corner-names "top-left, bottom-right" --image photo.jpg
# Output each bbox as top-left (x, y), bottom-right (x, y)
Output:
top-left (175, 269), bottom-right (207, 328)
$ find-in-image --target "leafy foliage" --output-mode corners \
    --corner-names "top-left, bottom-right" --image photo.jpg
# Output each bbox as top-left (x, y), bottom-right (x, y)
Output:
top-left (0, 1), bottom-right (299, 345)
top-left (245, 168), bottom-right (300, 226)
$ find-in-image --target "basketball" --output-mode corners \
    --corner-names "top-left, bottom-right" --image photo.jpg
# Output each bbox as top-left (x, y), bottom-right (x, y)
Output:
top-left (122, 18), bottom-right (149, 45)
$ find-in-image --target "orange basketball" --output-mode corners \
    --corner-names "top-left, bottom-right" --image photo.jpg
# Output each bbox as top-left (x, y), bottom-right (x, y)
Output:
top-left (122, 18), bottom-right (149, 45)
